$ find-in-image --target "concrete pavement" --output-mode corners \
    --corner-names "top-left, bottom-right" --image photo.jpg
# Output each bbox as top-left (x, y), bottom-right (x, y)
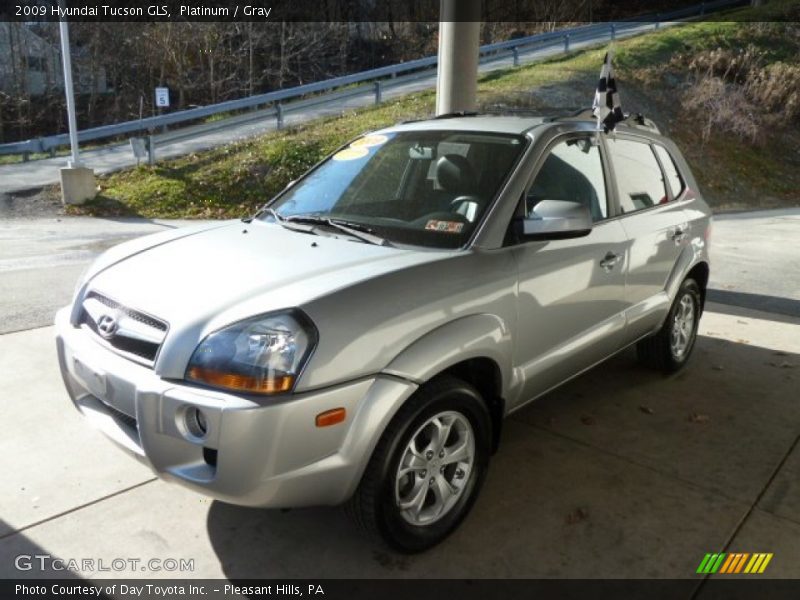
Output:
top-left (1, 207), bottom-right (798, 583)
top-left (0, 307), bottom-right (798, 582)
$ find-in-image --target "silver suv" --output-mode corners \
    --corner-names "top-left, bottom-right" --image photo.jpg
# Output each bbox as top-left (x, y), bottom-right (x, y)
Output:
top-left (56, 112), bottom-right (711, 552)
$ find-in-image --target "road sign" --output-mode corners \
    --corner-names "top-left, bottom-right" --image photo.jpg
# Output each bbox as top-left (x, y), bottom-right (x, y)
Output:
top-left (155, 87), bottom-right (170, 108)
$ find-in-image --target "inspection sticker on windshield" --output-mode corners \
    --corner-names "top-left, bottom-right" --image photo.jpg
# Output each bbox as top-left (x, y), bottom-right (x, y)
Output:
top-left (425, 220), bottom-right (464, 233)
top-left (332, 146), bottom-right (369, 161)
top-left (350, 134), bottom-right (388, 148)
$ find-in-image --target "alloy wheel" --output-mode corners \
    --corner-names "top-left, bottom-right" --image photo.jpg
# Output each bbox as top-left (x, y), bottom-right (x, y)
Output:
top-left (394, 410), bottom-right (475, 526)
top-left (670, 293), bottom-right (696, 359)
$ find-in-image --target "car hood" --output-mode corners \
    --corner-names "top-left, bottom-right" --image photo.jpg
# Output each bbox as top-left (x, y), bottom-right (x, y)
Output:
top-left (87, 220), bottom-right (451, 338)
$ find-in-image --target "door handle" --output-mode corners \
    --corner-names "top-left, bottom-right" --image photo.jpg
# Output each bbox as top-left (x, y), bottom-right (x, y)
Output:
top-left (599, 251), bottom-right (621, 271)
top-left (671, 227), bottom-right (688, 243)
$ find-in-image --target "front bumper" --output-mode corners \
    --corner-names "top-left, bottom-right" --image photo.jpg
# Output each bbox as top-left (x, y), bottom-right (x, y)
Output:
top-left (55, 307), bottom-right (417, 508)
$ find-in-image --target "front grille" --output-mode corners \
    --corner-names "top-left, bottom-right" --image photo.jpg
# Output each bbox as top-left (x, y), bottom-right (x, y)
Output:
top-left (89, 292), bottom-right (167, 332)
top-left (79, 292), bottom-right (168, 366)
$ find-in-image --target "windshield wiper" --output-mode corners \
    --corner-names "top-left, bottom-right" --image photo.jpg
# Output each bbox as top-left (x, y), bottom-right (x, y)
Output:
top-left (283, 214), bottom-right (393, 247)
top-left (261, 207), bottom-right (320, 235)
top-left (263, 208), bottom-right (392, 247)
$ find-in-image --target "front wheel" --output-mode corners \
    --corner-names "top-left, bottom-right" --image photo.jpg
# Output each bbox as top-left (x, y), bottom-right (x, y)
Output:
top-left (345, 375), bottom-right (491, 553)
top-left (637, 278), bottom-right (702, 373)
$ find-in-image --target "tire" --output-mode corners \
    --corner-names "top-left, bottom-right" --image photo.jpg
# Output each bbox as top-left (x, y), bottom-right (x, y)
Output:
top-left (637, 278), bottom-right (702, 373)
top-left (345, 375), bottom-right (491, 553)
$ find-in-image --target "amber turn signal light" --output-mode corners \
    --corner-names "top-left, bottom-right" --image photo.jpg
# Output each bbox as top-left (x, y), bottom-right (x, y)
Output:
top-left (315, 407), bottom-right (346, 427)
top-left (187, 367), bottom-right (294, 394)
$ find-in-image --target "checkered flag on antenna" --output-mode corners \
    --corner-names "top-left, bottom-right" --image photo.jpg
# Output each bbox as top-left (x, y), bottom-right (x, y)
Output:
top-left (592, 51), bottom-right (625, 133)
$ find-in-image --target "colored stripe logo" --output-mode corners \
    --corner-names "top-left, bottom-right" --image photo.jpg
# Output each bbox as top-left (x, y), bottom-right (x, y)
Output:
top-left (696, 553), bottom-right (773, 574)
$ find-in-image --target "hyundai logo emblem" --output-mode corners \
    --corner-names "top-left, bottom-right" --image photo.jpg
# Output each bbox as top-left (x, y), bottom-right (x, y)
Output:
top-left (97, 313), bottom-right (119, 339)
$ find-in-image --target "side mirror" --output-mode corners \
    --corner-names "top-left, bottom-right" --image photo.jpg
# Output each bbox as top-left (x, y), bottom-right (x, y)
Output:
top-left (520, 200), bottom-right (593, 240)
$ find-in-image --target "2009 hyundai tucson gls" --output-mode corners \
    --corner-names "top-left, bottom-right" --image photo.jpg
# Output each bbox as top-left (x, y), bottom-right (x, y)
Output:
top-left (56, 111), bottom-right (711, 552)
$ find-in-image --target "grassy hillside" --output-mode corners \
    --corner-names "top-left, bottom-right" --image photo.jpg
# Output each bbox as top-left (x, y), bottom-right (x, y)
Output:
top-left (72, 1), bottom-right (800, 218)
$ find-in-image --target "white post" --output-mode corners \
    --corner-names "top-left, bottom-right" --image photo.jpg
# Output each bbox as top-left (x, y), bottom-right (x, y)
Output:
top-left (57, 6), bottom-right (95, 205)
top-left (435, 0), bottom-right (481, 115)
top-left (58, 17), bottom-right (80, 167)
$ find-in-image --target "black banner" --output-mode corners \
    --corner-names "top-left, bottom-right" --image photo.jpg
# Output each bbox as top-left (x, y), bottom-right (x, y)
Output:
top-left (0, 0), bottom-right (787, 23)
top-left (4, 579), bottom-right (800, 600)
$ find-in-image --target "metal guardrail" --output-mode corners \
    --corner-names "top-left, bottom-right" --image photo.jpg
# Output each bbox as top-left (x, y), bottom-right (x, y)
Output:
top-left (0, 0), bottom-right (747, 162)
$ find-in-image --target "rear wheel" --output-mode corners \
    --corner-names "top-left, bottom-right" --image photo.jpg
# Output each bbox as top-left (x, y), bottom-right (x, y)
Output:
top-left (345, 375), bottom-right (491, 553)
top-left (637, 278), bottom-right (702, 373)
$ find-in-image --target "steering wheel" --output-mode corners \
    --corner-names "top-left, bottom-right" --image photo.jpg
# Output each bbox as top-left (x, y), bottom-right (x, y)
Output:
top-left (449, 195), bottom-right (482, 222)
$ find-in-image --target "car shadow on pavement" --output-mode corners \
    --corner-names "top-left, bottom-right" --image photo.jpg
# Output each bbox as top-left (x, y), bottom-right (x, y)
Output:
top-left (0, 519), bottom-right (86, 580)
top-left (206, 333), bottom-right (800, 579)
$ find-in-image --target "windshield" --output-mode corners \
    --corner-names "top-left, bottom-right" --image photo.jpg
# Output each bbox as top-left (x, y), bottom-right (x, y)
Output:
top-left (262, 130), bottom-right (527, 249)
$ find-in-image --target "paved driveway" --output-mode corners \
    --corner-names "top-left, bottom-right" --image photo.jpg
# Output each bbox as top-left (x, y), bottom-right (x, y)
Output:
top-left (1, 209), bottom-right (798, 587)
top-left (1, 309), bottom-right (798, 585)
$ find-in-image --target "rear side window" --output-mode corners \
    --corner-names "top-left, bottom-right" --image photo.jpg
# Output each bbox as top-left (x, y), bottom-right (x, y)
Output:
top-left (654, 145), bottom-right (685, 199)
top-left (606, 138), bottom-right (667, 213)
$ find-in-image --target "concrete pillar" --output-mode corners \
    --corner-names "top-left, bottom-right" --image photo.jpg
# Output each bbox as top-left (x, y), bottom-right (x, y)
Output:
top-left (435, 0), bottom-right (481, 115)
top-left (60, 167), bottom-right (96, 205)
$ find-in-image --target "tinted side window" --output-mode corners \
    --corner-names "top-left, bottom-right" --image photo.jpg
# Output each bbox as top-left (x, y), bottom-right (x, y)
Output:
top-left (654, 145), bottom-right (685, 199)
top-left (527, 137), bottom-right (608, 221)
top-left (607, 138), bottom-right (667, 213)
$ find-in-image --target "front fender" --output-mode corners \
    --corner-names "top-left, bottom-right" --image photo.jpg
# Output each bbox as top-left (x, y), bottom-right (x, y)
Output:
top-left (381, 313), bottom-right (513, 399)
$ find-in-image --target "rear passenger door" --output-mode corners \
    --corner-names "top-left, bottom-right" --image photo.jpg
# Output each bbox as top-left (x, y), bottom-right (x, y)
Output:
top-left (604, 135), bottom-right (690, 340)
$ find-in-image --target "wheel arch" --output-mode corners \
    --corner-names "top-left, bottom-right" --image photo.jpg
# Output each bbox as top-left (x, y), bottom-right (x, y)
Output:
top-left (436, 357), bottom-right (505, 453)
top-left (665, 241), bottom-right (709, 305)
top-left (382, 314), bottom-right (512, 452)
top-left (686, 261), bottom-right (710, 314)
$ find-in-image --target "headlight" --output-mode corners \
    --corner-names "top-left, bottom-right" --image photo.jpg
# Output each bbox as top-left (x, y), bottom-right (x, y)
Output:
top-left (185, 311), bottom-right (317, 395)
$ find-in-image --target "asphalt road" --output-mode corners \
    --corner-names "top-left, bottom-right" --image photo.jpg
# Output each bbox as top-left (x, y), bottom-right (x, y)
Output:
top-left (1, 208), bottom-right (797, 335)
top-left (707, 209), bottom-right (800, 317)
top-left (0, 217), bottom-right (205, 334)
top-left (0, 22), bottom-right (664, 195)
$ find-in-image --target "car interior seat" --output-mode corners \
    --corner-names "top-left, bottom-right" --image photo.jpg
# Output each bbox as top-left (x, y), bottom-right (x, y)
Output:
top-left (435, 154), bottom-right (482, 222)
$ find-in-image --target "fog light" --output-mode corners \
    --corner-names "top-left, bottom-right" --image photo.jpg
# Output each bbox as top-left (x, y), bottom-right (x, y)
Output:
top-left (185, 406), bottom-right (208, 439)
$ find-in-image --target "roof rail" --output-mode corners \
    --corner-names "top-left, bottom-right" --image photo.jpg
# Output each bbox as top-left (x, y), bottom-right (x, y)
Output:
top-left (399, 110), bottom-right (479, 125)
top-left (627, 113), bottom-right (661, 134)
top-left (433, 111), bottom-right (480, 119)
top-left (548, 108), bottom-right (662, 134)
top-left (545, 107), bottom-right (595, 122)
top-left (482, 105), bottom-right (581, 118)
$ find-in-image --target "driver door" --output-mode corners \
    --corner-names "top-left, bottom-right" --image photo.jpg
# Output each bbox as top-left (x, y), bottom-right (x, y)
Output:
top-left (512, 134), bottom-right (628, 403)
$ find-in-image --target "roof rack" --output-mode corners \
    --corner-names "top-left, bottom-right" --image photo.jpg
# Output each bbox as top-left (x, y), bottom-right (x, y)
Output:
top-left (482, 105), bottom-right (581, 118)
top-left (399, 110), bottom-right (479, 125)
top-left (434, 111), bottom-right (480, 119)
top-left (627, 113), bottom-right (661, 134)
top-left (544, 107), bottom-right (595, 122)
top-left (548, 107), bottom-right (662, 134)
